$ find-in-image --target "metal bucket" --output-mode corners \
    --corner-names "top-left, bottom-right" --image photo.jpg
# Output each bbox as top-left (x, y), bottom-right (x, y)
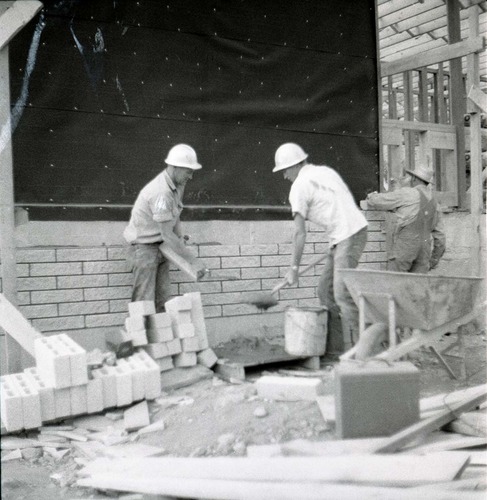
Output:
top-left (284, 306), bottom-right (328, 356)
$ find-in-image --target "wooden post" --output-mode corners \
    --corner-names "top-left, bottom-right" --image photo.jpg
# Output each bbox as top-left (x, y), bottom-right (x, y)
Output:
top-left (446, 0), bottom-right (467, 208)
top-left (466, 5), bottom-right (482, 277)
top-left (403, 71), bottom-right (415, 171)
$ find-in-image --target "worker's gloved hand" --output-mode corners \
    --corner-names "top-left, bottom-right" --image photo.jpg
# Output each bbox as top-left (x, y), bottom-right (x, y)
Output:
top-left (284, 266), bottom-right (299, 286)
top-left (195, 262), bottom-right (208, 281)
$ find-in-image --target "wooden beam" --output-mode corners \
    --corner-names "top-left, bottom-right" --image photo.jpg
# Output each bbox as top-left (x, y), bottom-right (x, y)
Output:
top-left (381, 35), bottom-right (485, 77)
top-left (468, 84), bottom-right (487, 112)
top-left (0, 294), bottom-right (43, 358)
top-left (379, 1), bottom-right (444, 30)
top-left (371, 385), bottom-right (487, 454)
top-left (0, 1), bottom-right (43, 51)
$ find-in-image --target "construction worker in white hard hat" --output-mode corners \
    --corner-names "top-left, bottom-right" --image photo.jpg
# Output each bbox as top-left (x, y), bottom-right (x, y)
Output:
top-left (273, 143), bottom-right (368, 355)
top-left (124, 144), bottom-right (206, 312)
top-left (366, 164), bottom-right (446, 273)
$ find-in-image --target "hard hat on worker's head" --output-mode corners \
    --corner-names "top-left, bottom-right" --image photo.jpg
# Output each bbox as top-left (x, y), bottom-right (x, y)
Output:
top-left (273, 143), bottom-right (308, 172)
top-left (405, 164), bottom-right (434, 184)
top-left (165, 144), bottom-right (202, 170)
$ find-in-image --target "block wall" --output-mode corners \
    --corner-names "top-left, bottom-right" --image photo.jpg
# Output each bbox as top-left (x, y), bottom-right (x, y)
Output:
top-left (0, 212), bottom-right (387, 339)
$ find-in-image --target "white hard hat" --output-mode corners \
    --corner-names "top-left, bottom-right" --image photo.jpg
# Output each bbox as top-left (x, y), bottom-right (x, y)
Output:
top-left (273, 143), bottom-right (308, 172)
top-left (165, 144), bottom-right (202, 170)
top-left (406, 165), bottom-right (434, 184)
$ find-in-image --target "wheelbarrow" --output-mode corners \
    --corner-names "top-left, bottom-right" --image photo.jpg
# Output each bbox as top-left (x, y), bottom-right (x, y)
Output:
top-left (338, 269), bottom-right (484, 378)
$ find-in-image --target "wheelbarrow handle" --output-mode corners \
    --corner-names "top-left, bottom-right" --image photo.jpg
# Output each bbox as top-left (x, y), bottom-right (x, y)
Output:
top-left (270, 253), bottom-right (328, 295)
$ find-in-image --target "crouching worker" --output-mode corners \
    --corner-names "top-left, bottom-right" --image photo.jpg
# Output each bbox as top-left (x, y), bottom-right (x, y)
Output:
top-left (273, 143), bottom-right (368, 355)
top-left (124, 144), bottom-right (206, 312)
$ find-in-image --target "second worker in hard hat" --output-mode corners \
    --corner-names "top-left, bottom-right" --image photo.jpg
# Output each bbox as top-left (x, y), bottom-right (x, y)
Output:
top-left (124, 144), bottom-right (206, 312)
top-left (273, 143), bottom-right (368, 355)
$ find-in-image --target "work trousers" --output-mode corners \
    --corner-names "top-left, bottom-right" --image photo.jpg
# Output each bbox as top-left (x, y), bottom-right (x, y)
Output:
top-left (127, 243), bottom-right (171, 313)
top-left (317, 227), bottom-right (367, 354)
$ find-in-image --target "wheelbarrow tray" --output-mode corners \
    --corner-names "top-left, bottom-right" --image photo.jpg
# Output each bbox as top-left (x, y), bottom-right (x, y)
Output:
top-left (339, 269), bottom-right (482, 331)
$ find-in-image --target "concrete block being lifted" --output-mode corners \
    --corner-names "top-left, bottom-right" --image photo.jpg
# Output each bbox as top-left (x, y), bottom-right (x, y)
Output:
top-left (255, 375), bottom-right (325, 401)
top-left (334, 360), bottom-right (420, 439)
top-left (128, 301), bottom-right (156, 317)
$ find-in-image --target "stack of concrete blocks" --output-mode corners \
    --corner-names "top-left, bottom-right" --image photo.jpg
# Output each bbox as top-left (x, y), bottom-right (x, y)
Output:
top-left (127, 292), bottom-right (218, 372)
top-left (124, 300), bottom-right (155, 347)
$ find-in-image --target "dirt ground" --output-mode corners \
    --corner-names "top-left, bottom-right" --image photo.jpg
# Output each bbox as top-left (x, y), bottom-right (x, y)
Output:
top-left (2, 326), bottom-right (486, 500)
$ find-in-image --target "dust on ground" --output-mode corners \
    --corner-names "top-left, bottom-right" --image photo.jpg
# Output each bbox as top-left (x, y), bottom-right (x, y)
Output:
top-left (2, 327), bottom-right (486, 500)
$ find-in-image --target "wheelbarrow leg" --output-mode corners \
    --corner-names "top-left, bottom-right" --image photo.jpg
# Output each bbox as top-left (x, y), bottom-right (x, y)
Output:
top-left (429, 346), bottom-right (457, 380)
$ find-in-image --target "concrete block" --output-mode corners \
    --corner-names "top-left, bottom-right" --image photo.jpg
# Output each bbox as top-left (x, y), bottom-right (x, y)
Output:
top-left (125, 315), bottom-right (146, 332)
top-left (23, 367), bottom-right (56, 422)
top-left (255, 375), bottom-right (325, 401)
top-left (184, 292), bottom-right (209, 350)
top-left (147, 312), bottom-right (172, 330)
top-left (334, 361), bottom-right (420, 439)
top-left (155, 356), bottom-right (174, 372)
top-left (55, 334), bottom-right (88, 386)
top-left (173, 323), bottom-right (195, 339)
top-left (35, 336), bottom-right (71, 389)
top-left (118, 358), bottom-right (145, 402)
top-left (166, 338), bottom-right (182, 356)
top-left (92, 367), bottom-right (117, 409)
top-left (112, 364), bottom-right (133, 407)
top-left (130, 329), bottom-right (148, 347)
top-left (165, 296), bottom-right (192, 312)
top-left (173, 352), bottom-right (197, 368)
top-left (124, 401), bottom-right (150, 432)
top-left (197, 348), bottom-right (218, 368)
top-left (53, 387), bottom-right (71, 419)
top-left (181, 336), bottom-right (200, 352)
top-left (132, 351), bottom-right (162, 399)
top-left (147, 326), bottom-right (174, 343)
top-left (86, 377), bottom-right (104, 414)
top-left (9, 373), bottom-right (42, 430)
top-left (0, 376), bottom-right (24, 432)
top-left (128, 301), bottom-right (156, 317)
top-left (70, 384), bottom-right (88, 416)
top-left (142, 342), bottom-right (170, 359)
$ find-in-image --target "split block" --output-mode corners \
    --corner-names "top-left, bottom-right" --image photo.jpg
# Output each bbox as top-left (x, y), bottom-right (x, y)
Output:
top-left (255, 375), bottom-right (325, 401)
top-left (0, 376), bottom-right (24, 432)
top-left (142, 342), bottom-right (170, 359)
top-left (173, 323), bottom-right (195, 339)
top-left (86, 377), bottom-right (104, 414)
top-left (128, 301), bottom-right (156, 317)
top-left (35, 336), bottom-right (71, 389)
top-left (9, 373), bottom-right (42, 430)
top-left (184, 292), bottom-right (209, 350)
top-left (92, 367), bottom-right (118, 409)
top-left (70, 384), bottom-right (88, 416)
top-left (130, 329), bottom-right (148, 347)
top-left (55, 334), bottom-right (88, 386)
top-left (118, 358), bottom-right (145, 402)
top-left (147, 326), bottom-right (174, 343)
top-left (197, 348), bottom-right (218, 368)
top-left (146, 312), bottom-right (172, 330)
top-left (112, 364), bottom-right (133, 407)
top-left (53, 387), bottom-right (71, 419)
top-left (132, 350), bottom-right (162, 399)
top-left (181, 336), bottom-right (200, 352)
top-left (166, 338), bottom-right (182, 356)
top-left (23, 367), bottom-right (56, 422)
top-left (156, 356), bottom-right (174, 372)
top-left (334, 360), bottom-right (420, 439)
top-left (173, 352), bottom-right (197, 367)
top-left (125, 315), bottom-right (146, 332)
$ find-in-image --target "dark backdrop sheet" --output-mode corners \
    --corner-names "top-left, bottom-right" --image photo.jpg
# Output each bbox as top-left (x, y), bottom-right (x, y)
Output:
top-left (10, 0), bottom-right (379, 221)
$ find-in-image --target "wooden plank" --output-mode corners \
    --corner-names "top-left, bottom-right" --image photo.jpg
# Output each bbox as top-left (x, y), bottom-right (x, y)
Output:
top-left (77, 474), bottom-right (485, 500)
top-left (468, 84), bottom-right (487, 113)
top-left (383, 118), bottom-right (455, 133)
top-left (371, 385), bottom-right (487, 453)
top-left (0, 293), bottom-right (43, 357)
top-left (0, 1), bottom-right (43, 50)
top-left (381, 36), bottom-right (485, 77)
top-left (78, 453), bottom-right (471, 488)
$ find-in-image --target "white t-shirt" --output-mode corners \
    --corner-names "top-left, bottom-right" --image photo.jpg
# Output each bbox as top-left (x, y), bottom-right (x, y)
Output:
top-left (289, 164), bottom-right (367, 245)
